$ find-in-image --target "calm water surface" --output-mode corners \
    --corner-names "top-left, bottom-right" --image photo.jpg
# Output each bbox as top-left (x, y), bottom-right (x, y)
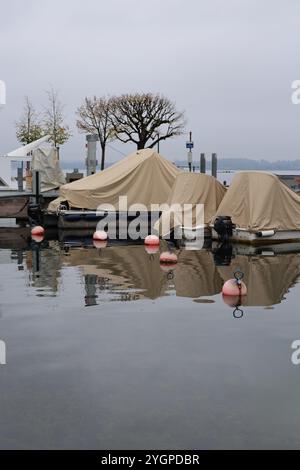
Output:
top-left (0, 232), bottom-right (300, 449)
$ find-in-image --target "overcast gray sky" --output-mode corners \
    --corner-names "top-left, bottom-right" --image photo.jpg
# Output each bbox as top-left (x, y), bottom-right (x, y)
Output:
top-left (1, 0), bottom-right (300, 163)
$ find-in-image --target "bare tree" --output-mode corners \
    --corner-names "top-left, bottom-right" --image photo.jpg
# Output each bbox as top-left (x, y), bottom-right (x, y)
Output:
top-left (16, 96), bottom-right (44, 145)
top-left (110, 93), bottom-right (185, 150)
top-left (44, 87), bottom-right (71, 152)
top-left (76, 96), bottom-right (114, 170)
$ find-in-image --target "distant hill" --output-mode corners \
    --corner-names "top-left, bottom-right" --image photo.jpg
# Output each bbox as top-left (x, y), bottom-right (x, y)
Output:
top-left (174, 158), bottom-right (300, 171)
top-left (61, 158), bottom-right (300, 171)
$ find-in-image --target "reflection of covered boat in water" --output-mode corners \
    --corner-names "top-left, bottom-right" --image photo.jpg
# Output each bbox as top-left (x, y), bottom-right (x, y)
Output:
top-left (64, 245), bottom-right (168, 302)
top-left (62, 244), bottom-right (225, 302)
top-left (217, 252), bottom-right (300, 306)
top-left (174, 250), bottom-right (223, 298)
top-left (212, 172), bottom-right (300, 245)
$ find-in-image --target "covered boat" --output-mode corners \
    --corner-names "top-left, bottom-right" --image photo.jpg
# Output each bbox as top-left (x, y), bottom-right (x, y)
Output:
top-left (48, 148), bottom-right (181, 212)
top-left (212, 172), bottom-right (300, 244)
top-left (155, 172), bottom-right (226, 239)
top-left (48, 148), bottom-right (181, 232)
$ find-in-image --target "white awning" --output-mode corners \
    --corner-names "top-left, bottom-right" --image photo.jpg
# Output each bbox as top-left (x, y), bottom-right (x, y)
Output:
top-left (6, 135), bottom-right (51, 158)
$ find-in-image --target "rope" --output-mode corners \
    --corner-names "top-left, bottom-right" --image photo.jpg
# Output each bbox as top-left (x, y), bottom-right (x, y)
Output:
top-left (233, 269), bottom-right (244, 319)
top-left (8, 198), bottom-right (30, 217)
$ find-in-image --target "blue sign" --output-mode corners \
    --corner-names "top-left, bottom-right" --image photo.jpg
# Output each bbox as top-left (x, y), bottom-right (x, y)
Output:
top-left (186, 141), bottom-right (194, 150)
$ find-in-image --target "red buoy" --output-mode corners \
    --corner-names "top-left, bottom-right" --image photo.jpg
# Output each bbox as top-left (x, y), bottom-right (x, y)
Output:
top-left (93, 230), bottom-right (108, 241)
top-left (160, 251), bottom-right (178, 264)
top-left (222, 279), bottom-right (247, 296)
top-left (145, 235), bottom-right (160, 246)
top-left (31, 226), bottom-right (45, 236)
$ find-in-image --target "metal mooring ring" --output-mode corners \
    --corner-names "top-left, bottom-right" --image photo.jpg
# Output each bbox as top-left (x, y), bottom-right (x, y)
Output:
top-left (234, 270), bottom-right (244, 281)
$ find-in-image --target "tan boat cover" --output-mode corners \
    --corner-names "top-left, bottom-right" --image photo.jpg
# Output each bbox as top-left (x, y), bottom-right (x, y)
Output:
top-left (48, 148), bottom-right (181, 212)
top-left (31, 147), bottom-right (65, 192)
top-left (155, 173), bottom-right (226, 236)
top-left (213, 172), bottom-right (300, 231)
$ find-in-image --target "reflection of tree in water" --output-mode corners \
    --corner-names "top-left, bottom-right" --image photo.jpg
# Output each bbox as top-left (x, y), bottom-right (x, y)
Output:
top-left (25, 241), bottom-right (62, 296)
top-left (83, 272), bottom-right (142, 306)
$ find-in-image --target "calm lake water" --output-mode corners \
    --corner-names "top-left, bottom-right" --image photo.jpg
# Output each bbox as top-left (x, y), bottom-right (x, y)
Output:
top-left (0, 232), bottom-right (300, 449)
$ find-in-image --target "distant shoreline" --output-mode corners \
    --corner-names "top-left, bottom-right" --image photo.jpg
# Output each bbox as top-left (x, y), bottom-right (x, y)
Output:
top-left (61, 158), bottom-right (300, 172)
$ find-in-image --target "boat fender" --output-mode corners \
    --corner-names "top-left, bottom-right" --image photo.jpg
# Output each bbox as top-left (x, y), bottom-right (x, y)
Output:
top-left (256, 230), bottom-right (275, 238)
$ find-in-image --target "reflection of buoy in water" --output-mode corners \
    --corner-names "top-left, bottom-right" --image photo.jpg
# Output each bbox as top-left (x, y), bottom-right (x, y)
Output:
top-left (222, 294), bottom-right (242, 307)
top-left (31, 234), bottom-right (44, 243)
top-left (145, 245), bottom-right (159, 255)
top-left (31, 226), bottom-right (45, 236)
top-left (222, 279), bottom-right (247, 296)
top-left (160, 252), bottom-right (178, 264)
top-left (93, 239), bottom-right (108, 249)
top-left (160, 263), bottom-right (177, 273)
top-left (93, 230), bottom-right (108, 241)
top-left (145, 235), bottom-right (160, 246)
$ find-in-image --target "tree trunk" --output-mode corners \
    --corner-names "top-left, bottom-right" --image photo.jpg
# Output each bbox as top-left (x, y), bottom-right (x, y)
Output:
top-left (101, 144), bottom-right (106, 171)
top-left (137, 141), bottom-right (146, 150)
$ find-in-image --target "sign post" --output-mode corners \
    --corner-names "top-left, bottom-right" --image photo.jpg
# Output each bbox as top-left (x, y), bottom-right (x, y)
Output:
top-left (186, 131), bottom-right (194, 172)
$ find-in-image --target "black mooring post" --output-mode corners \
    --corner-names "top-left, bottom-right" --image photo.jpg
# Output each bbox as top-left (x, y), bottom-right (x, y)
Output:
top-left (212, 153), bottom-right (218, 178)
top-left (200, 153), bottom-right (206, 173)
top-left (32, 170), bottom-right (40, 204)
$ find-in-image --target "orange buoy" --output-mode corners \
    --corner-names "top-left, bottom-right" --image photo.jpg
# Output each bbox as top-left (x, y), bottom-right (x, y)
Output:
top-left (222, 279), bottom-right (247, 296)
top-left (160, 251), bottom-right (178, 264)
top-left (31, 226), bottom-right (45, 236)
top-left (31, 234), bottom-right (44, 243)
top-left (93, 230), bottom-right (108, 241)
top-left (145, 245), bottom-right (159, 255)
top-left (93, 239), bottom-right (108, 249)
top-left (145, 235), bottom-right (160, 246)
